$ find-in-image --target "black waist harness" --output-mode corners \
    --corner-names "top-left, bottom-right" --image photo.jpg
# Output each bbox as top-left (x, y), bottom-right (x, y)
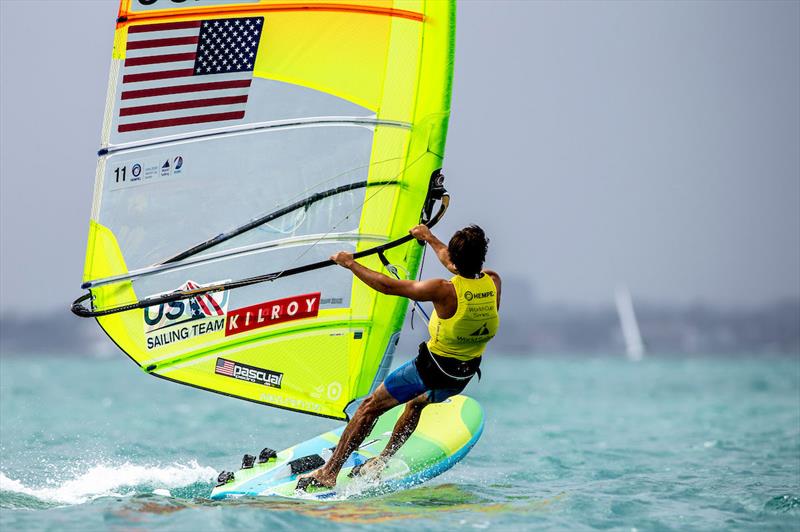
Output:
top-left (414, 342), bottom-right (482, 390)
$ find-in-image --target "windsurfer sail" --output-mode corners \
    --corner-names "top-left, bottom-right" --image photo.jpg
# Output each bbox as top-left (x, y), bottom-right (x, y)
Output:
top-left (72, 0), bottom-right (456, 421)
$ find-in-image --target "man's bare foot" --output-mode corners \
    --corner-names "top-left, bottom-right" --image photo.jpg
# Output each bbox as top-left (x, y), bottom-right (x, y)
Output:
top-left (347, 456), bottom-right (387, 481)
top-left (296, 470), bottom-right (336, 492)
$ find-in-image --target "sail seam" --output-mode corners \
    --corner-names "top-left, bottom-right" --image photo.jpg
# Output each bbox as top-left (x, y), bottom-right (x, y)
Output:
top-left (146, 320), bottom-right (372, 369)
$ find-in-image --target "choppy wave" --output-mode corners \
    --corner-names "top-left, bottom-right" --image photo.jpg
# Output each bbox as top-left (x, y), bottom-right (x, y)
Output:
top-left (0, 461), bottom-right (216, 507)
top-left (764, 494), bottom-right (800, 513)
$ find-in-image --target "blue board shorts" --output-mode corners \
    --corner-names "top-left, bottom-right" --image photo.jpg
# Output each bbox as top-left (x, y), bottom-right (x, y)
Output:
top-left (384, 344), bottom-right (480, 404)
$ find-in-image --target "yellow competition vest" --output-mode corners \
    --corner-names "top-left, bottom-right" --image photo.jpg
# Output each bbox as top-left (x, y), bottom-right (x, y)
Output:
top-left (427, 274), bottom-right (500, 361)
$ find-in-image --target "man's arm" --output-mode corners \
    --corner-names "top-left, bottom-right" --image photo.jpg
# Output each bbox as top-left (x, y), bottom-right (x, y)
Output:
top-left (482, 269), bottom-right (502, 310)
top-left (409, 225), bottom-right (457, 275)
top-left (330, 252), bottom-right (455, 318)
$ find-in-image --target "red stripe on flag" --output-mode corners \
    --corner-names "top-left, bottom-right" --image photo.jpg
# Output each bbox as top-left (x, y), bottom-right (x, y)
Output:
top-left (206, 294), bottom-right (224, 315)
top-left (195, 296), bottom-right (212, 315)
top-left (118, 111), bottom-right (246, 132)
top-left (128, 21), bottom-right (202, 33)
top-left (121, 79), bottom-right (251, 100)
top-left (123, 68), bottom-right (195, 84)
top-left (119, 96), bottom-right (249, 116)
top-left (124, 52), bottom-right (197, 67)
top-left (126, 36), bottom-right (199, 50)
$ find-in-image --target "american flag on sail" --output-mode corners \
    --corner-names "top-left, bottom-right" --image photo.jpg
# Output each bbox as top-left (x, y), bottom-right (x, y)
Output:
top-left (215, 358), bottom-right (236, 377)
top-left (185, 280), bottom-right (226, 317)
top-left (119, 17), bottom-right (263, 133)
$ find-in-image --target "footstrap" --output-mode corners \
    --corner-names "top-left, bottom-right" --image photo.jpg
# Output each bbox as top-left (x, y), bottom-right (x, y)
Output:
top-left (295, 476), bottom-right (328, 492)
top-left (288, 454), bottom-right (325, 475)
top-left (258, 447), bottom-right (277, 463)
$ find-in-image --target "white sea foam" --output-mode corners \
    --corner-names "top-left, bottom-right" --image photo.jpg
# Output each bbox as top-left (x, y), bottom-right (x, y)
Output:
top-left (0, 461), bottom-right (216, 505)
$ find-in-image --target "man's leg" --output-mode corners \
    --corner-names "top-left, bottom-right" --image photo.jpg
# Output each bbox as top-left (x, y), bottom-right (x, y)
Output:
top-left (297, 383), bottom-right (399, 489)
top-left (351, 392), bottom-right (431, 478)
top-left (380, 392), bottom-right (431, 460)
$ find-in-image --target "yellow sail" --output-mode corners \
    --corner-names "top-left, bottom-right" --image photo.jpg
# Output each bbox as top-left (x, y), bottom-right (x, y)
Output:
top-left (74, 0), bottom-right (455, 420)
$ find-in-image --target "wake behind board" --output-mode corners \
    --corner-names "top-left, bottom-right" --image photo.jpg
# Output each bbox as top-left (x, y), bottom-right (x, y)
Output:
top-left (211, 395), bottom-right (483, 500)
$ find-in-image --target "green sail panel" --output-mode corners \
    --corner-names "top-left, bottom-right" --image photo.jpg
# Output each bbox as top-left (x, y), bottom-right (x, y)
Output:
top-left (76, 0), bottom-right (455, 420)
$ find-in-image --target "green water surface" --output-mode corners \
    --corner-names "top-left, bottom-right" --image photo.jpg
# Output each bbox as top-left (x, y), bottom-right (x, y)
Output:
top-left (1, 354), bottom-right (798, 530)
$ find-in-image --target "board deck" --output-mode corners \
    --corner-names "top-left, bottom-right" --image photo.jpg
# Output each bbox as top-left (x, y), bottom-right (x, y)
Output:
top-left (210, 395), bottom-right (484, 500)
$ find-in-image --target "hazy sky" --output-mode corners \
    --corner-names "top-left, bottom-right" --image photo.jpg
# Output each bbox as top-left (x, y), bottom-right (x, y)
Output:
top-left (1, 0), bottom-right (798, 314)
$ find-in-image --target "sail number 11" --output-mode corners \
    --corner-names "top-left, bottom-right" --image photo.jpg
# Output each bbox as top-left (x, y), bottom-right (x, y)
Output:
top-left (113, 164), bottom-right (143, 183)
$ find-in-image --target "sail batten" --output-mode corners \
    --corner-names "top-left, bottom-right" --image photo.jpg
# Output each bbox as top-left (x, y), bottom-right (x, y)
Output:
top-left (103, 117), bottom-right (413, 156)
top-left (75, 0), bottom-right (455, 420)
top-left (119, 3), bottom-right (427, 24)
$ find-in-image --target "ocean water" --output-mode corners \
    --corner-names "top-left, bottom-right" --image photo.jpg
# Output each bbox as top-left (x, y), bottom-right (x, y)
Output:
top-left (1, 354), bottom-right (798, 530)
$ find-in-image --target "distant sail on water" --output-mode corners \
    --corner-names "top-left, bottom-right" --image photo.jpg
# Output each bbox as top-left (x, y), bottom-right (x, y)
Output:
top-left (73, 0), bottom-right (455, 420)
top-left (615, 285), bottom-right (645, 361)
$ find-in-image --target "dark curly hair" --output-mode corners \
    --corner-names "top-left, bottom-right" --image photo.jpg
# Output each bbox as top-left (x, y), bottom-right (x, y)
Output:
top-left (448, 225), bottom-right (489, 278)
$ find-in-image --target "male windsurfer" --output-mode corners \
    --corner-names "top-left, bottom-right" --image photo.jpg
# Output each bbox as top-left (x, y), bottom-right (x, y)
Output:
top-left (297, 224), bottom-right (500, 491)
